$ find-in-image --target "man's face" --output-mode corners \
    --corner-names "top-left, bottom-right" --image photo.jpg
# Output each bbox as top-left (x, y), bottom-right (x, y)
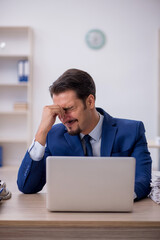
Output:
top-left (53, 90), bottom-right (94, 135)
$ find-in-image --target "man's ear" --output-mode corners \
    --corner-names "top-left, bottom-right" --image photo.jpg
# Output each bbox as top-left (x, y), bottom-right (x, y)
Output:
top-left (86, 94), bottom-right (95, 109)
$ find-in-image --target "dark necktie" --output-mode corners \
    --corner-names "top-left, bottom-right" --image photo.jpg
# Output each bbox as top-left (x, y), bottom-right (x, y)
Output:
top-left (83, 135), bottom-right (93, 156)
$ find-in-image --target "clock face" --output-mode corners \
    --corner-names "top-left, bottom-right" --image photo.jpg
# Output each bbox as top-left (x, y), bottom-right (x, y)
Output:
top-left (85, 29), bottom-right (106, 50)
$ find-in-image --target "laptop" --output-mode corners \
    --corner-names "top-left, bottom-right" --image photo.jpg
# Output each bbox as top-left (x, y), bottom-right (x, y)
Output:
top-left (46, 156), bottom-right (135, 212)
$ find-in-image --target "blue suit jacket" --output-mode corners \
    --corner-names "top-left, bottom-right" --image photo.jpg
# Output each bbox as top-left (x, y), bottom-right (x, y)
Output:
top-left (17, 108), bottom-right (152, 200)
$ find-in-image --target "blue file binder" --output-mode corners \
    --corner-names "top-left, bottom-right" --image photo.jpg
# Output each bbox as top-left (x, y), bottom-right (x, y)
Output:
top-left (24, 60), bottom-right (29, 82)
top-left (18, 60), bottom-right (29, 82)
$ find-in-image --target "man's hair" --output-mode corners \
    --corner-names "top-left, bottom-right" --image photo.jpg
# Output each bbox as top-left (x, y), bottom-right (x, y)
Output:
top-left (49, 69), bottom-right (96, 102)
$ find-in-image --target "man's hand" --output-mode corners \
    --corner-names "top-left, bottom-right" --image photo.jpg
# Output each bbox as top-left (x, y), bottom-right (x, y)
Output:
top-left (35, 105), bottom-right (64, 146)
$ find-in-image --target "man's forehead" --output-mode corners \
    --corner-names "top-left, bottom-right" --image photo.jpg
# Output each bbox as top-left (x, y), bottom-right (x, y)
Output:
top-left (53, 90), bottom-right (77, 98)
top-left (53, 91), bottom-right (78, 106)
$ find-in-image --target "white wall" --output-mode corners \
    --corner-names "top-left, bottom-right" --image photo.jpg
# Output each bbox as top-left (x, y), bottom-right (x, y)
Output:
top-left (0, 0), bottom-right (160, 168)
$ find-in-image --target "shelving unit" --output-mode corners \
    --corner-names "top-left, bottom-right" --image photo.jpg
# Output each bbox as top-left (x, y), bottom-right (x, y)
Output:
top-left (0, 26), bottom-right (32, 166)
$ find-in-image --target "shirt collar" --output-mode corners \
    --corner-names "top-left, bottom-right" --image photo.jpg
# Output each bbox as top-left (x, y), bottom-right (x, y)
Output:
top-left (80, 113), bottom-right (104, 142)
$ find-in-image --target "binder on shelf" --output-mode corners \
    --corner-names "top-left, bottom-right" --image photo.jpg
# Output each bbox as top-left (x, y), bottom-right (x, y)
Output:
top-left (18, 60), bottom-right (29, 82)
top-left (18, 60), bottom-right (24, 82)
top-left (0, 146), bottom-right (2, 167)
top-left (24, 60), bottom-right (29, 82)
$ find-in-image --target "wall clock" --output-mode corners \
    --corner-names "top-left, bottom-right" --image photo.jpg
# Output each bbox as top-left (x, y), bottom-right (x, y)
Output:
top-left (85, 29), bottom-right (106, 50)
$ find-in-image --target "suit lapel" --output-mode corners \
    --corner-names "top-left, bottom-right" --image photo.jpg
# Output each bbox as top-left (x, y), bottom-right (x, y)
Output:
top-left (64, 132), bottom-right (84, 156)
top-left (100, 111), bottom-right (117, 156)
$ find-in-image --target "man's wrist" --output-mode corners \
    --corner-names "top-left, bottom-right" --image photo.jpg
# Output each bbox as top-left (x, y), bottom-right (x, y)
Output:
top-left (28, 139), bottom-right (45, 161)
top-left (35, 126), bottom-right (49, 145)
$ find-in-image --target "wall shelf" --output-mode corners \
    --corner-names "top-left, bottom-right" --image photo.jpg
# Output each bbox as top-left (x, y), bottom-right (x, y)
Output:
top-left (0, 138), bottom-right (28, 143)
top-left (0, 55), bottom-right (29, 58)
top-left (0, 83), bottom-right (29, 86)
top-left (0, 111), bottom-right (28, 115)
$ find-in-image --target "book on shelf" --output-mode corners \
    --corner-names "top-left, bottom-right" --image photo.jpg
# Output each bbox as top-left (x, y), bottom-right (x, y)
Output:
top-left (13, 102), bottom-right (28, 111)
top-left (18, 60), bottom-right (29, 82)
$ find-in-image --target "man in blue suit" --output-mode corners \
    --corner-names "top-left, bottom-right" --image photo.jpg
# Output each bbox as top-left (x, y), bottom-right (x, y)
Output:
top-left (17, 69), bottom-right (152, 200)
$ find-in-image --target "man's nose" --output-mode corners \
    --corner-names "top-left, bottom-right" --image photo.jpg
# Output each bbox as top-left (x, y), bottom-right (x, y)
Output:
top-left (62, 112), bottom-right (70, 121)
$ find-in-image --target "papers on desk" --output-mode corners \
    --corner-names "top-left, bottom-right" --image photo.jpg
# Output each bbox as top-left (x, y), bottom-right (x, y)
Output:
top-left (149, 171), bottom-right (160, 204)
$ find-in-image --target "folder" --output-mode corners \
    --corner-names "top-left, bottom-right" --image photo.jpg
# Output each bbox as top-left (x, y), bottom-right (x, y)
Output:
top-left (18, 60), bottom-right (24, 82)
top-left (24, 60), bottom-right (29, 82)
top-left (18, 60), bottom-right (29, 82)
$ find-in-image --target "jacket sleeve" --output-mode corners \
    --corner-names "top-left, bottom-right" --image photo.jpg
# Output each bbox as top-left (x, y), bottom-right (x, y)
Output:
top-left (132, 121), bottom-right (152, 200)
top-left (17, 146), bottom-right (51, 194)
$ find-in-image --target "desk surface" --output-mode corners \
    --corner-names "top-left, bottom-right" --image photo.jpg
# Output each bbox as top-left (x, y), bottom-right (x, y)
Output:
top-left (0, 166), bottom-right (160, 228)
